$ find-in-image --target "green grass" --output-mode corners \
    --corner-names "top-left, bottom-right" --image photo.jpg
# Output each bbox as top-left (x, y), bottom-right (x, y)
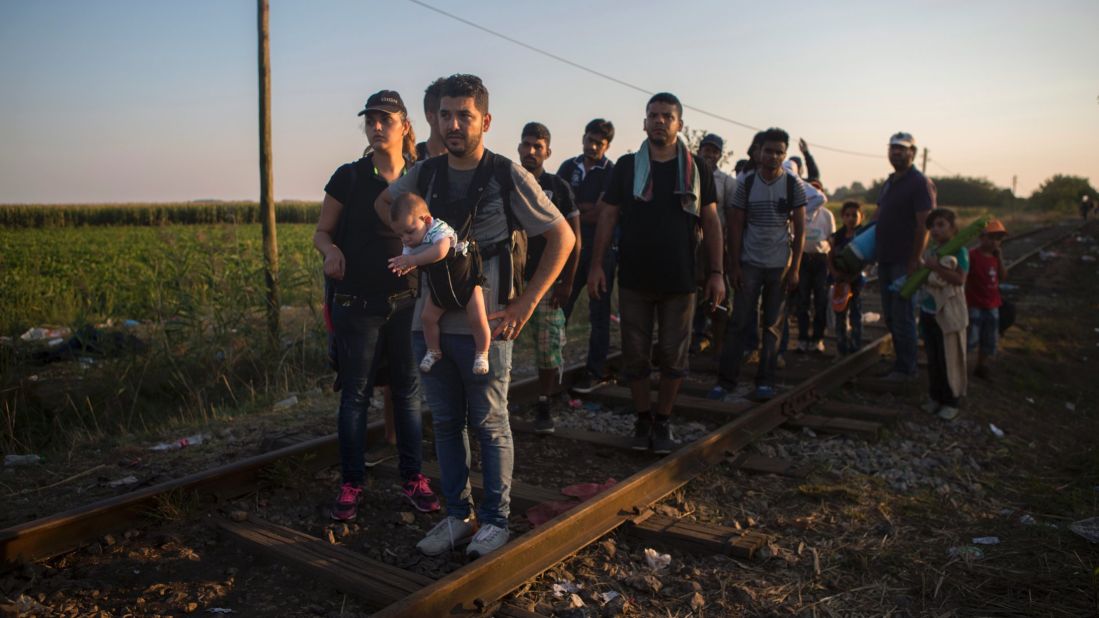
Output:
top-left (0, 223), bottom-right (329, 453)
top-left (0, 223), bottom-right (321, 335)
top-left (0, 201), bottom-right (320, 228)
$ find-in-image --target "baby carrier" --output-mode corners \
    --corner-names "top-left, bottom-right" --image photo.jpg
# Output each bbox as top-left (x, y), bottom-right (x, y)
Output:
top-left (415, 150), bottom-right (527, 310)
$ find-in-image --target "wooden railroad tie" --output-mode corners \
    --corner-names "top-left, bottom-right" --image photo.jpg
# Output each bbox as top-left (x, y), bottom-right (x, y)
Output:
top-left (626, 509), bottom-right (770, 560)
top-left (583, 385), bottom-right (880, 440)
top-left (215, 517), bottom-right (544, 617)
top-left (726, 453), bottom-right (810, 478)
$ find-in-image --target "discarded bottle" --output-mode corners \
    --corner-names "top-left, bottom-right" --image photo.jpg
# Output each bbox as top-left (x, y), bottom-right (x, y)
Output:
top-left (4, 454), bottom-right (42, 466)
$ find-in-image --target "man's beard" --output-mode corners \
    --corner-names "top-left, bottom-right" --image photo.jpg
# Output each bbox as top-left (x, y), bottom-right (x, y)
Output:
top-left (445, 132), bottom-right (480, 157)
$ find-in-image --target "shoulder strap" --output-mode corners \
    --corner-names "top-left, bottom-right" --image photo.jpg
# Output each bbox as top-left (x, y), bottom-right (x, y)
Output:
top-left (742, 171), bottom-right (755, 201)
top-left (786, 173), bottom-right (797, 213)
top-left (416, 155), bottom-right (445, 202)
top-left (491, 152), bottom-right (519, 231)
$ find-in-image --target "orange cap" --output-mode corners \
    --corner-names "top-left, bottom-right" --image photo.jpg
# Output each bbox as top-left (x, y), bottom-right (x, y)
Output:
top-left (983, 219), bottom-right (1007, 235)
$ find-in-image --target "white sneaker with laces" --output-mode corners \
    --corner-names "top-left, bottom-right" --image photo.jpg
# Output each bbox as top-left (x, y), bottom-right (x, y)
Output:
top-left (416, 515), bottom-right (476, 556)
top-left (465, 523), bottom-right (509, 558)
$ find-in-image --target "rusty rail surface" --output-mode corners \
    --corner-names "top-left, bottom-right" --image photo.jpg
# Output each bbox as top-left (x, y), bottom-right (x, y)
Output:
top-left (0, 356), bottom-right (610, 565)
top-left (371, 221), bottom-right (1080, 616)
top-left (374, 336), bottom-right (886, 616)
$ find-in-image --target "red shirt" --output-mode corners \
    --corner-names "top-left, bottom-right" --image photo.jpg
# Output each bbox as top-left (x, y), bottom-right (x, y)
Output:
top-left (966, 248), bottom-right (1002, 309)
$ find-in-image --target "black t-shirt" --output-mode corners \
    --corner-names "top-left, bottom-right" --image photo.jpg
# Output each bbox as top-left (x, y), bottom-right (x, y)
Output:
top-left (602, 153), bottom-right (717, 294)
top-left (525, 171), bottom-right (577, 281)
top-left (556, 156), bottom-right (614, 208)
top-left (323, 155), bottom-right (410, 296)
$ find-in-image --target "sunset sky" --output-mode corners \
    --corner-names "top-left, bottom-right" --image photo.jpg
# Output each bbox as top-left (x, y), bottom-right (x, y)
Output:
top-left (1, 0), bottom-right (1096, 203)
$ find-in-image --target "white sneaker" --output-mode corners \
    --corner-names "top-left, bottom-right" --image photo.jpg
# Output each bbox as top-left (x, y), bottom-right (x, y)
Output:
top-left (465, 523), bottom-right (509, 558)
top-left (921, 400), bottom-right (941, 414)
top-left (472, 353), bottom-right (489, 375)
top-left (812, 340), bottom-right (826, 353)
top-left (419, 349), bottom-right (442, 373)
top-left (937, 406), bottom-right (960, 421)
top-left (416, 516), bottom-right (476, 556)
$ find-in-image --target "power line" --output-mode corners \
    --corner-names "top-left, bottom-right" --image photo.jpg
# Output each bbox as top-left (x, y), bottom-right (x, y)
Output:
top-left (407, 0), bottom-right (882, 158)
top-left (929, 158), bottom-right (957, 176)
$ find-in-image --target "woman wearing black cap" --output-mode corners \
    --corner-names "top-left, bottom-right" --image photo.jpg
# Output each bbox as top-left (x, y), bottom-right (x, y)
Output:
top-left (314, 90), bottom-right (439, 521)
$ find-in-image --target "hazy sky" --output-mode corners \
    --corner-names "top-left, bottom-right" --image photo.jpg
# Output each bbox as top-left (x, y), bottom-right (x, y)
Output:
top-left (1, 0), bottom-right (1096, 203)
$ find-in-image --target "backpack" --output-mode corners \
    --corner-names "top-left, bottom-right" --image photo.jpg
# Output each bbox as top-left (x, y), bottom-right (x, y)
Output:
top-left (739, 170), bottom-right (799, 216)
top-left (415, 150), bottom-right (528, 306)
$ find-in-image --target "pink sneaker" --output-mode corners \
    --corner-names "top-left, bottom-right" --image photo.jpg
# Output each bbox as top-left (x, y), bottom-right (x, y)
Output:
top-left (402, 473), bottom-right (441, 513)
top-left (331, 482), bottom-right (362, 521)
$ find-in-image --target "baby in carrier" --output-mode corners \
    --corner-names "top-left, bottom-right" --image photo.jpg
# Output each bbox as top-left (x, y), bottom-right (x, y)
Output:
top-left (387, 193), bottom-right (491, 375)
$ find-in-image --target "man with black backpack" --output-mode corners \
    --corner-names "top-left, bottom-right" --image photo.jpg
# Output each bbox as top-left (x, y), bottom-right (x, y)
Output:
top-left (375, 74), bottom-right (574, 559)
top-left (711, 127), bottom-right (807, 403)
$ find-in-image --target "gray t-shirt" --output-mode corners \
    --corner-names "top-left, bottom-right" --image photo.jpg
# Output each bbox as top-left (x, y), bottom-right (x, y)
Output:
top-left (733, 170), bottom-right (807, 269)
top-left (389, 157), bottom-right (562, 334)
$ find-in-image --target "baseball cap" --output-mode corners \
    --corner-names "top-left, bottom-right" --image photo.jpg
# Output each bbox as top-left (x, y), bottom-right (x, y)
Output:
top-left (699, 133), bottom-right (725, 151)
top-left (983, 219), bottom-right (1008, 235)
top-left (889, 132), bottom-right (916, 148)
top-left (357, 90), bottom-right (406, 116)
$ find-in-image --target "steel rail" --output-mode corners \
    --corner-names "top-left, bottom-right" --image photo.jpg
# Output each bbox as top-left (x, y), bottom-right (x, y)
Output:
top-left (0, 355), bottom-right (614, 565)
top-left (372, 222), bottom-right (1079, 616)
top-left (373, 336), bottom-right (887, 616)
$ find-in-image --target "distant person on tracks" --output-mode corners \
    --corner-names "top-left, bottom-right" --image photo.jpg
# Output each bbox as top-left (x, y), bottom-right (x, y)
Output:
top-left (793, 159), bottom-right (835, 355)
top-left (375, 74), bottom-right (574, 559)
top-left (828, 201), bottom-right (867, 356)
top-left (558, 118), bottom-right (618, 395)
top-left (314, 89), bottom-right (440, 522)
top-left (965, 219), bottom-right (1007, 380)
top-left (711, 128), bottom-right (807, 403)
top-left (915, 208), bottom-right (969, 420)
top-left (588, 92), bottom-right (725, 454)
top-left (517, 122), bottom-right (581, 434)
top-left (873, 132), bottom-right (936, 381)
top-left (1082, 194), bottom-right (1092, 221)
top-left (690, 133), bottom-right (736, 356)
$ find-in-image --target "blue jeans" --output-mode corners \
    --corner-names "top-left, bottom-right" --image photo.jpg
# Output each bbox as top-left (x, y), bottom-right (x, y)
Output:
top-left (879, 261), bottom-right (919, 376)
top-left (564, 222), bottom-right (616, 378)
top-left (967, 307), bottom-right (999, 356)
top-left (797, 254), bottom-right (830, 343)
top-left (332, 303), bottom-right (423, 485)
top-left (718, 263), bottom-right (788, 389)
top-left (412, 332), bottom-right (514, 527)
top-left (835, 290), bottom-right (863, 355)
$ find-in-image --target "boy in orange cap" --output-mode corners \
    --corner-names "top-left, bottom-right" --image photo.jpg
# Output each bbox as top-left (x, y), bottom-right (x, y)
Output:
top-left (965, 219), bottom-right (1008, 379)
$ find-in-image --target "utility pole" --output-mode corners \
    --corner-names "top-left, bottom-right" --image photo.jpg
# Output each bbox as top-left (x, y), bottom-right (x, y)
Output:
top-left (257, 0), bottom-right (280, 339)
top-left (1012, 175), bottom-right (1018, 196)
top-left (922, 148), bottom-right (928, 174)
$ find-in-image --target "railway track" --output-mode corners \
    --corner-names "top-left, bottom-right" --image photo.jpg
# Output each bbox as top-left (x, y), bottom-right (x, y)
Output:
top-left (0, 220), bottom-right (1081, 616)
